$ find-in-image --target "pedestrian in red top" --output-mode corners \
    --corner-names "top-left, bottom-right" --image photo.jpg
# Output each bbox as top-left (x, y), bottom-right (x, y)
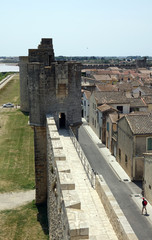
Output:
top-left (142, 197), bottom-right (148, 215)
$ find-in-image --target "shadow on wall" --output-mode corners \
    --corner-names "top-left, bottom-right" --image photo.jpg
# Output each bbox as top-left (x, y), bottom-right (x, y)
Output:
top-left (36, 203), bottom-right (49, 237)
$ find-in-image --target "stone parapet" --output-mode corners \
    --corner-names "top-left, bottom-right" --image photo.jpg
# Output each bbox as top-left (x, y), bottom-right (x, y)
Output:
top-left (46, 116), bottom-right (89, 240)
top-left (95, 175), bottom-right (138, 240)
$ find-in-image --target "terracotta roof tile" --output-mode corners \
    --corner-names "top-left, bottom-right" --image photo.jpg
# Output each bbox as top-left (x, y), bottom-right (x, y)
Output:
top-left (97, 104), bottom-right (118, 112)
top-left (93, 74), bottom-right (112, 81)
top-left (96, 84), bottom-right (118, 92)
top-left (94, 91), bottom-right (130, 104)
top-left (84, 90), bottom-right (91, 99)
top-left (129, 98), bottom-right (147, 107)
top-left (125, 114), bottom-right (152, 134)
top-left (142, 96), bottom-right (152, 104)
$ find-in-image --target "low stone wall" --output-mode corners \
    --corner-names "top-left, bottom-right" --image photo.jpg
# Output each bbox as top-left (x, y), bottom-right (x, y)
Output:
top-left (0, 74), bottom-right (14, 86)
top-left (95, 175), bottom-right (138, 240)
top-left (46, 116), bottom-right (89, 240)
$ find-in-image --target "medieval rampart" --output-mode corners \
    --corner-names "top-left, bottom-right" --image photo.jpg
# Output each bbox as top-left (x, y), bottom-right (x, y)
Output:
top-left (20, 38), bottom-right (138, 240)
top-left (46, 115), bottom-right (138, 240)
top-left (46, 116), bottom-right (89, 240)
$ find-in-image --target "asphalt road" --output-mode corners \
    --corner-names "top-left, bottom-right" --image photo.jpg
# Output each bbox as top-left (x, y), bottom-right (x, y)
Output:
top-left (78, 125), bottom-right (152, 240)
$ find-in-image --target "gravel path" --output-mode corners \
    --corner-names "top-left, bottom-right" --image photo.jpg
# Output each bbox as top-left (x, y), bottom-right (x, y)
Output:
top-left (0, 190), bottom-right (35, 211)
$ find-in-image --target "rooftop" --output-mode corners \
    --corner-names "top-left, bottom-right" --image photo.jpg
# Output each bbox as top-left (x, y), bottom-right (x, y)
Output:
top-left (94, 91), bottom-right (130, 105)
top-left (97, 104), bottom-right (118, 113)
top-left (125, 114), bottom-right (152, 134)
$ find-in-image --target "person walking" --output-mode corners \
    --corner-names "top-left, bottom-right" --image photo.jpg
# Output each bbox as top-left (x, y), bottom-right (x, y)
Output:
top-left (142, 197), bottom-right (148, 215)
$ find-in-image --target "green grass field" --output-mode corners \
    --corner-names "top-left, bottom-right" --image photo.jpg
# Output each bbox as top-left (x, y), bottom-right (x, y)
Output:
top-left (0, 74), bottom-right (20, 106)
top-left (0, 201), bottom-right (49, 240)
top-left (0, 72), bottom-right (11, 82)
top-left (0, 74), bottom-right (49, 239)
top-left (0, 74), bottom-right (34, 192)
top-left (0, 110), bottom-right (35, 192)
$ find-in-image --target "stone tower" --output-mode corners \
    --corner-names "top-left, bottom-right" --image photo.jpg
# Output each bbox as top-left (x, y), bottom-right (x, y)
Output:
top-left (19, 38), bottom-right (82, 203)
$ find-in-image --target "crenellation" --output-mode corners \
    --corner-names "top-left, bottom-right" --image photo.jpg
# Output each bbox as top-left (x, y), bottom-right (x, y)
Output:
top-left (46, 117), bottom-right (89, 240)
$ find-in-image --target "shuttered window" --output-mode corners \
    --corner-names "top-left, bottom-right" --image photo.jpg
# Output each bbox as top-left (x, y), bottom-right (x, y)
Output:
top-left (147, 138), bottom-right (152, 150)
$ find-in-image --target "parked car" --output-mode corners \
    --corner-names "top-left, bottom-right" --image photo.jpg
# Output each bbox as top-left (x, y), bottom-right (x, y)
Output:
top-left (2, 103), bottom-right (14, 108)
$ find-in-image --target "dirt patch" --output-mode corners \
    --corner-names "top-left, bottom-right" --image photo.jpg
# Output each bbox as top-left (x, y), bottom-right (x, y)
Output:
top-left (0, 190), bottom-right (35, 211)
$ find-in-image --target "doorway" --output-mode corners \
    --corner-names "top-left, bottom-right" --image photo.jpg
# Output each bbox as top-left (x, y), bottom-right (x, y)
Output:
top-left (59, 113), bottom-right (66, 128)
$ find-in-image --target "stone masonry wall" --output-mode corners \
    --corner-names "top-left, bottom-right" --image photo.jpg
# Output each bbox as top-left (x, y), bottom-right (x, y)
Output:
top-left (19, 56), bottom-right (29, 112)
top-left (27, 61), bottom-right (82, 128)
top-left (34, 126), bottom-right (47, 204)
top-left (46, 116), bottom-right (89, 240)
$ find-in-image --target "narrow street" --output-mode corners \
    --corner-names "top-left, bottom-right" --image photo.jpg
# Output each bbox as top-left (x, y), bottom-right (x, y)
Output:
top-left (79, 124), bottom-right (152, 240)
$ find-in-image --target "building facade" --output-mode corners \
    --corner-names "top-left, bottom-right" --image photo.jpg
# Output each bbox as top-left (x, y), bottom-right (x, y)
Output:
top-left (117, 114), bottom-right (152, 180)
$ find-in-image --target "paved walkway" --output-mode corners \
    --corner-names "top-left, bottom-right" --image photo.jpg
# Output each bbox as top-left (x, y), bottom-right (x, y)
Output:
top-left (0, 74), bottom-right (16, 90)
top-left (0, 190), bottom-right (35, 211)
top-left (59, 129), bottom-right (118, 240)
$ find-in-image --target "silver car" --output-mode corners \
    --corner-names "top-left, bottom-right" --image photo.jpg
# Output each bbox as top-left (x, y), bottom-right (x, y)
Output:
top-left (2, 103), bottom-right (14, 108)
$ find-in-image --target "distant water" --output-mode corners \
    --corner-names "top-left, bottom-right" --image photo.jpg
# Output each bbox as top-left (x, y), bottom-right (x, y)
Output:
top-left (0, 63), bottom-right (19, 72)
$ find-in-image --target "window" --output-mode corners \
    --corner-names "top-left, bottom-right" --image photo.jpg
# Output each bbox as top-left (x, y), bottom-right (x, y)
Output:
top-left (147, 138), bottom-right (152, 151)
top-left (107, 122), bottom-right (109, 132)
top-left (92, 117), bottom-right (94, 125)
top-left (117, 106), bottom-right (123, 113)
top-left (58, 84), bottom-right (66, 96)
top-left (125, 155), bottom-right (128, 166)
top-left (97, 112), bottom-right (99, 123)
top-left (119, 149), bottom-right (121, 161)
top-left (84, 100), bottom-right (86, 106)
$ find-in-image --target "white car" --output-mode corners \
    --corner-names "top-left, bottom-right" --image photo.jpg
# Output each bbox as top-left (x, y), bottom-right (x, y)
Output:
top-left (2, 103), bottom-right (14, 108)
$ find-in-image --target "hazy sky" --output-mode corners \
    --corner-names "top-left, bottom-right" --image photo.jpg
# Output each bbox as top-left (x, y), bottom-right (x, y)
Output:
top-left (0, 0), bottom-right (152, 57)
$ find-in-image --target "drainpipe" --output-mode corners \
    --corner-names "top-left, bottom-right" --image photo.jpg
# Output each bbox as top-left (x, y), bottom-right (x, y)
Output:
top-left (132, 135), bottom-right (136, 180)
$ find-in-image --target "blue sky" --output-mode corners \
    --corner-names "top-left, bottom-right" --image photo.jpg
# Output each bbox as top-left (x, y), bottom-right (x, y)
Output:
top-left (0, 0), bottom-right (152, 57)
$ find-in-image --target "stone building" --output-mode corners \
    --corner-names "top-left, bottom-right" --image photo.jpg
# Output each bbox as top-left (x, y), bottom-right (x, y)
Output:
top-left (82, 90), bottom-right (91, 122)
top-left (143, 153), bottom-right (152, 205)
top-left (89, 91), bottom-right (130, 139)
top-left (19, 38), bottom-right (82, 203)
top-left (117, 113), bottom-right (152, 180)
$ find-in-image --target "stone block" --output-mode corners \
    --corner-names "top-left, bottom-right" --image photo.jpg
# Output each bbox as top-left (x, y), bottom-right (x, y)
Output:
top-left (48, 124), bottom-right (58, 132)
top-left (56, 161), bottom-right (70, 173)
top-left (53, 149), bottom-right (66, 161)
top-left (59, 172), bottom-right (75, 190)
top-left (46, 116), bottom-right (56, 125)
top-left (62, 190), bottom-right (81, 209)
top-left (52, 139), bottom-right (63, 149)
top-left (50, 131), bottom-right (60, 140)
top-left (67, 209), bottom-right (89, 239)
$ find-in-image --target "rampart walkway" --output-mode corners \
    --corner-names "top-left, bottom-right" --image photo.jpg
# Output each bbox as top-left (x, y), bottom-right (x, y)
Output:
top-left (59, 129), bottom-right (118, 240)
top-left (0, 74), bottom-right (16, 89)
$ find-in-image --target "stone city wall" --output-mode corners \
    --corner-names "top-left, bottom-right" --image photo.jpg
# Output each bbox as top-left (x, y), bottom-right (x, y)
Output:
top-left (46, 115), bottom-right (138, 240)
top-left (19, 56), bottom-right (29, 112)
top-left (46, 116), bottom-right (89, 240)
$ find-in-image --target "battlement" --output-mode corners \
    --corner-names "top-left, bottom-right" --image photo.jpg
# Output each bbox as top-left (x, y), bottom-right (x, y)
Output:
top-left (38, 38), bottom-right (54, 49)
top-left (46, 116), bottom-right (89, 239)
top-left (45, 116), bottom-right (138, 240)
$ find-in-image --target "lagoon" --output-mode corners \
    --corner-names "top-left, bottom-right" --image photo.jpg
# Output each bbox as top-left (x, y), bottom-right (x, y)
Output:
top-left (0, 63), bottom-right (19, 72)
